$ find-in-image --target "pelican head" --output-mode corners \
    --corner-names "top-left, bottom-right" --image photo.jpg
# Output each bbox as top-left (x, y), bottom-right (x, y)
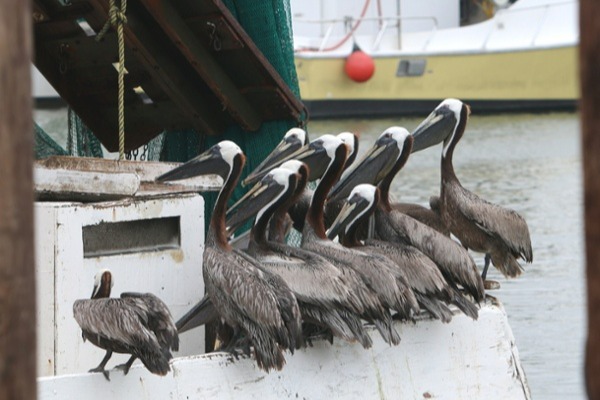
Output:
top-left (328, 126), bottom-right (412, 202)
top-left (336, 132), bottom-right (359, 168)
top-left (156, 140), bottom-right (243, 182)
top-left (327, 184), bottom-right (379, 240)
top-left (91, 269), bottom-right (114, 299)
top-left (226, 167), bottom-right (298, 234)
top-left (245, 134), bottom-right (345, 185)
top-left (411, 98), bottom-right (470, 154)
top-left (243, 128), bottom-right (307, 187)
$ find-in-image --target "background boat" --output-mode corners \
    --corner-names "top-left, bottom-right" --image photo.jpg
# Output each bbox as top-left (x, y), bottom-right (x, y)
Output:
top-left (291, 0), bottom-right (579, 117)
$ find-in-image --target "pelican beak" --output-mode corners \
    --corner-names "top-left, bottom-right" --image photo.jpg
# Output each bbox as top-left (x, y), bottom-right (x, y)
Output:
top-left (91, 284), bottom-right (100, 299)
top-left (176, 296), bottom-right (217, 334)
top-left (326, 201), bottom-right (357, 240)
top-left (328, 135), bottom-right (399, 202)
top-left (156, 145), bottom-right (229, 182)
top-left (244, 140), bottom-right (330, 184)
top-left (243, 135), bottom-right (304, 187)
top-left (226, 174), bottom-right (292, 234)
top-left (411, 106), bottom-right (457, 153)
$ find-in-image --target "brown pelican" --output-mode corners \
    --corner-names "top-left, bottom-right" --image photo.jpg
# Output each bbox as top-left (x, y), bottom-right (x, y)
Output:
top-left (227, 162), bottom-right (372, 347)
top-left (328, 184), bottom-right (478, 322)
top-left (243, 127), bottom-right (307, 187)
top-left (290, 134), bottom-right (420, 342)
top-left (273, 131), bottom-right (361, 236)
top-left (411, 98), bottom-right (533, 279)
top-left (392, 197), bottom-right (450, 237)
top-left (235, 131), bottom-right (360, 235)
top-left (329, 127), bottom-right (485, 303)
top-left (157, 141), bottom-right (302, 371)
top-left (73, 269), bottom-right (179, 380)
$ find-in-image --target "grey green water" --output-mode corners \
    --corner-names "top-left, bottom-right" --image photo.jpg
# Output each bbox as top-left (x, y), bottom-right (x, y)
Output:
top-left (309, 112), bottom-right (584, 400)
top-left (35, 109), bottom-right (584, 399)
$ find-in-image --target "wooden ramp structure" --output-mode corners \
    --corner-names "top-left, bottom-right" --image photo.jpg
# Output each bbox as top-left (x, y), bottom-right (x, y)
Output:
top-left (32, 0), bottom-right (305, 151)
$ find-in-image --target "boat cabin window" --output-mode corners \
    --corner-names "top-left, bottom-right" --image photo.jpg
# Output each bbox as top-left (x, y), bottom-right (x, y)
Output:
top-left (396, 59), bottom-right (427, 77)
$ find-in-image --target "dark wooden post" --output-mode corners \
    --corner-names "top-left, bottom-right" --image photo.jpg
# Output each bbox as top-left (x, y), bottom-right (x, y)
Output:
top-left (581, 0), bottom-right (600, 398)
top-left (0, 0), bottom-right (37, 399)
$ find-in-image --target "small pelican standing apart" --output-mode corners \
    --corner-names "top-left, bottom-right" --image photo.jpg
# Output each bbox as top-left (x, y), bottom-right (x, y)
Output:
top-left (411, 99), bottom-right (533, 279)
top-left (73, 269), bottom-right (179, 380)
top-left (157, 141), bottom-right (302, 372)
top-left (329, 127), bottom-right (485, 303)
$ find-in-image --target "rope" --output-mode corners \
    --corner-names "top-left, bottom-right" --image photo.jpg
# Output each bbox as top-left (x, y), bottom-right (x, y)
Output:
top-left (96, 0), bottom-right (127, 160)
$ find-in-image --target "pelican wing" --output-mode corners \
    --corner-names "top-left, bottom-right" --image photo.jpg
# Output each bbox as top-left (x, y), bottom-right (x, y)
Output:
top-left (121, 292), bottom-right (180, 352)
top-left (73, 298), bottom-right (161, 351)
top-left (457, 189), bottom-right (533, 262)
top-left (207, 248), bottom-right (284, 328)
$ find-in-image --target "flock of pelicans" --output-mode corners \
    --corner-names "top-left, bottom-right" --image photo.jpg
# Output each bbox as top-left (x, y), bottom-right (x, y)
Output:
top-left (73, 98), bottom-right (533, 380)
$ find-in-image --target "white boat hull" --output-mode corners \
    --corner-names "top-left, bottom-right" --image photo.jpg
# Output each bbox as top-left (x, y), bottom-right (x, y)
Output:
top-left (38, 298), bottom-right (531, 400)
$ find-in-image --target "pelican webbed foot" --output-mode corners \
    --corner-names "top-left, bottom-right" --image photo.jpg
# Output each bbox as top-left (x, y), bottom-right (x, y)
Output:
top-left (115, 356), bottom-right (136, 375)
top-left (89, 350), bottom-right (112, 381)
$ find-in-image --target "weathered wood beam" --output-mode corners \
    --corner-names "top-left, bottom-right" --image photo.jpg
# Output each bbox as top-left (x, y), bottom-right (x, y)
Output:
top-left (140, 0), bottom-right (263, 131)
top-left (581, 0), bottom-right (600, 398)
top-left (0, 0), bottom-right (37, 398)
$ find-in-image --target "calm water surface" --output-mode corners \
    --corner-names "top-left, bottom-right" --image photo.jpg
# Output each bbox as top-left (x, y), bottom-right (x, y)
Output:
top-left (309, 112), bottom-right (584, 400)
top-left (35, 109), bottom-right (584, 398)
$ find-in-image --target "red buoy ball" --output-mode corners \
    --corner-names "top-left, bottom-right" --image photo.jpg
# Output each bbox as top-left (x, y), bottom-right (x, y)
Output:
top-left (345, 50), bottom-right (375, 83)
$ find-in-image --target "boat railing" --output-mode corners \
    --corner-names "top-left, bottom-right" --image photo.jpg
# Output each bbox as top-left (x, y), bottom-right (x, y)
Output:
top-left (294, 0), bottom-right (576, 53)
top-left (481, 0), bottom-right (577, 49)
top-left (293, 15), bottom-right (438, 52)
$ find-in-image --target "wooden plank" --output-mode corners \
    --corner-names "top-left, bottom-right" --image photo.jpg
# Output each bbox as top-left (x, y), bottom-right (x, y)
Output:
top-left (34, 157), bottom-right (222, 200)
top-left (140, 0), bottom-right (262, 131)
top-left (34, 167), bottom-right (141, 202)
top-left (580, 0), bottom-right (600, 398)
top-left (0, 0), bottom-right (37, 398)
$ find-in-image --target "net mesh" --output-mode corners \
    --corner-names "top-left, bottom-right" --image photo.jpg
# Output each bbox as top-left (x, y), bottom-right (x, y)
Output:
top-left (34, 121), bottom-right (68, 159)
top-left (67, 108), bottom-right (104, 158)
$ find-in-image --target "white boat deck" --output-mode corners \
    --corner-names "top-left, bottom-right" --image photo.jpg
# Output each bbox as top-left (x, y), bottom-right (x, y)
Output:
top-left (38, 297), bottom-right (531, 400)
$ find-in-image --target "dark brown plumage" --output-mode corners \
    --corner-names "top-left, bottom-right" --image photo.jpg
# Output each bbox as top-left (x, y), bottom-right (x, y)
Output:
top-left (412, 99), bottom-right (533, 279)
top-left (73, 269), bottom-right (179, 380)
top-left (157, 141), bottom-right (302, 372)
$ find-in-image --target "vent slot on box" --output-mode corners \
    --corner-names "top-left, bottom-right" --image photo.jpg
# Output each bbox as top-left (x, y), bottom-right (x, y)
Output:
top-left (83, 217), bottom-right (181, 258)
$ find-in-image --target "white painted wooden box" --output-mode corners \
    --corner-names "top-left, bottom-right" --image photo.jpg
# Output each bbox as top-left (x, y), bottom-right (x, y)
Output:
top-left (34, 194), bottom-right (206, 377)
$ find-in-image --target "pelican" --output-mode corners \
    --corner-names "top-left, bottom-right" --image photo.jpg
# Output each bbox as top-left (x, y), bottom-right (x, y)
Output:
top-left (157, 141), bottom-right (302, 371)
top-left (234, 131), bottom-right (360, 235)
top-left (411, 98), bottom-right (533, 279)
top-left (392, 197), bottom-right (450, 236)
top-left (243, 127), bottom-right (307, 187)
top-left (73, 269), bottom-right (179, 380)
top-left (289, 131), bottom-right (361, 233)
top-left (329, 127), bottom-right (485, 303)
top-left (328, 185), bottom-right (479, 322)
top-left (289, 134), bottom-right (420, 342)
top-left (227, 162), bottom-right (372, 347)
